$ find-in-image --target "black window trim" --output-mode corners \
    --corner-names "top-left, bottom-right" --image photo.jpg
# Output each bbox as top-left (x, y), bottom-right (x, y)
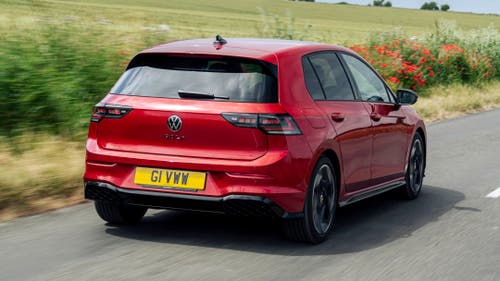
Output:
top-left (302, 56), bottom-right (327, 100)
top-left (128, 53), bottom-right (278, 78)
top-left (301, 50), bottom-right (358, 102)
top-left (336, 51), bottom-right (398, 105)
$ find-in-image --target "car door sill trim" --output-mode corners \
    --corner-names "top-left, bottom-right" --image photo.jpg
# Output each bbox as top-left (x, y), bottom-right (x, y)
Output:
top-left (339, 180), bottom-right (406, 207)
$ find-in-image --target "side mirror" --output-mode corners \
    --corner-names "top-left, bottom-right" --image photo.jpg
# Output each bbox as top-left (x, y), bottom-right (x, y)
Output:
top-left (396, 89), bottom-right (419, 105)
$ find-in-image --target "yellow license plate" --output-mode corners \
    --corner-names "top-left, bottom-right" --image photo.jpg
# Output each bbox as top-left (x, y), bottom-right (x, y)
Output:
top-left (134, 167), bottom-right (206, 190)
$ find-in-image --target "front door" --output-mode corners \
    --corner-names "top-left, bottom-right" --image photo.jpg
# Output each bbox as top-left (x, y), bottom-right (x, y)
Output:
top-left (340, 53), bottom-right (410, 186)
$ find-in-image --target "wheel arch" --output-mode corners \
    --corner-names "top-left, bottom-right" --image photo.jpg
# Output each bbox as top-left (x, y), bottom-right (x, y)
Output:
top-left (319, 149), bottom-right (342, 198)
top-left (415, 126), bottom-right (427, 171)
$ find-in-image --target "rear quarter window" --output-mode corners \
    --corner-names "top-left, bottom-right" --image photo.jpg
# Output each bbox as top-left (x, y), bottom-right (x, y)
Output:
top-left (110, 54), bottom-right (278, 103)
top-left (302, 57), bottom-right (325, 100)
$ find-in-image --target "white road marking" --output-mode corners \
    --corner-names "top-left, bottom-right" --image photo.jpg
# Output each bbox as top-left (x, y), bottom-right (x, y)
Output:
top-left (486, 187), bottom-right (500, 198)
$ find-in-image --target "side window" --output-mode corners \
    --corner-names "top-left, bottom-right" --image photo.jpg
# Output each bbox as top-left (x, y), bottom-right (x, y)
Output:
top-left (308, 53), bottom-right (355, 101)
top-left (341, 54), bottom-right (390, 103)
top-left (302, 57), bottom-right (325, 100)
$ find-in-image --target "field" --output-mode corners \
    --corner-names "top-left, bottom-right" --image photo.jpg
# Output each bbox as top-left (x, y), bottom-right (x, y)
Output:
top-left (3, 0), bottom-right (499, 43)
top-left (0, 0), bottom-right (499, 219)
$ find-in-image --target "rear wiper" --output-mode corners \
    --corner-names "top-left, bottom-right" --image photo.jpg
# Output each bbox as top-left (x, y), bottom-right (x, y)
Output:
top-left (178, 90), bottom-right (229, 100)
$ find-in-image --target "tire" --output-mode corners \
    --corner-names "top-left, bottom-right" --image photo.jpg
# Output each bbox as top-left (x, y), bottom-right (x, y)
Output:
top-left (400, 133), bottom-right (425, 199)
top-left (94, 201), bottom-right (147, 225)
top-left (283, 156), bottom-right (338, 244)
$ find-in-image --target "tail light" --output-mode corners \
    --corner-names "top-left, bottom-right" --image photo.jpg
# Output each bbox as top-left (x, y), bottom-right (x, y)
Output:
top-left (222, 113), bottom-right (301, 135)
top-left (91, 103), bottom-right (132, 122)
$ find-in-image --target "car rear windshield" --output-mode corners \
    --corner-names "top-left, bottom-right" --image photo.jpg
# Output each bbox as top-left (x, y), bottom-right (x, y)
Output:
top-left (110, 54), bottom-right (278, 103)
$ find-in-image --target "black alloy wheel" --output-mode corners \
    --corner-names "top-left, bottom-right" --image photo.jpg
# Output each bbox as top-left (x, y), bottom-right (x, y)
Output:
top-left (401, 134), bottom-right (425, 199)
top-left (311, 162), bottom-right (336, 235)
top-left (283, 156), bottom-right (337, 243)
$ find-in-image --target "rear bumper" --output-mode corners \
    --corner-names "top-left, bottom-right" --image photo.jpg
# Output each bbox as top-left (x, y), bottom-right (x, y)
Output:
top-left (85, 181), bottom-right (302, 218)
top-left (84, 137), bottom-right (312, 213)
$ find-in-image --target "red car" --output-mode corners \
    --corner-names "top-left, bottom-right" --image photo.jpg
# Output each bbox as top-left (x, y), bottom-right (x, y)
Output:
top-left (84, 36), bottom-right (426, 243)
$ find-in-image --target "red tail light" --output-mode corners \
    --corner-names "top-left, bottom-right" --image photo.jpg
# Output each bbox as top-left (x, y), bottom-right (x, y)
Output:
top-left (91, 103), bottom-right (132, 122)
top-left (222, 113), bottom-right (301, 135)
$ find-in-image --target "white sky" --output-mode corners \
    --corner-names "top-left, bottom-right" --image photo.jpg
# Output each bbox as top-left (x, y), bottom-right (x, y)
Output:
top-left (317, 0), bottom-right (500, 14)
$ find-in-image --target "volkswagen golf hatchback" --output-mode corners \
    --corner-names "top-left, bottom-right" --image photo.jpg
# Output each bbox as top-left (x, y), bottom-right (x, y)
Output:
top-left (84, 36), bottom-right (426, 243)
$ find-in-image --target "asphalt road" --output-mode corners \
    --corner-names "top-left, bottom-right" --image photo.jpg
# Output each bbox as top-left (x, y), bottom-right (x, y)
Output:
top-left (1, 109), bottom-right (499, 281)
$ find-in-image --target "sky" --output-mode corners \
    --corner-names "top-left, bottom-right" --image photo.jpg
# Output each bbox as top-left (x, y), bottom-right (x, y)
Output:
top-left (317, 0), bottom-right (500, 15)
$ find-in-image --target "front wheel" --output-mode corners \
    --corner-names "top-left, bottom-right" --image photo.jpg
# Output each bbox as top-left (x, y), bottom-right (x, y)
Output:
top-left (94, 201), bottom-right (147, 225)
top-left (400, 133), bottom-right (425, 199)
top-left (283, 156), bottom-right (338, 244)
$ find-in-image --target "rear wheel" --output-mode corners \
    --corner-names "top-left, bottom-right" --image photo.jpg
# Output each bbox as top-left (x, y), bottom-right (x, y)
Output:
top-left (401, 133), bottom-right (425, 199)
top-left (283, 157), bottom-right (337, 243)
top-left (94, 201), bottom-right (147, 225)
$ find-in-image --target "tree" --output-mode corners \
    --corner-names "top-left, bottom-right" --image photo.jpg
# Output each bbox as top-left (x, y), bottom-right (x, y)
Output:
top-left (421, 2), bottom-right (439, 10)
top-left (373, 0), bottom-right (391, 7)
top-left (440, 4), bottom-right (450, 11)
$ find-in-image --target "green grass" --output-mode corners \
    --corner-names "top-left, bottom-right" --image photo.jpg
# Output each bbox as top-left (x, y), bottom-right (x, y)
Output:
top-left (2, 0), bottom-right (499, 43)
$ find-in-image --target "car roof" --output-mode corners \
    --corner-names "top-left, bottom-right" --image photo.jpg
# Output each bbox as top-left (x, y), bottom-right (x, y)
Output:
top-left (140, 38), bottom-right (354, 64)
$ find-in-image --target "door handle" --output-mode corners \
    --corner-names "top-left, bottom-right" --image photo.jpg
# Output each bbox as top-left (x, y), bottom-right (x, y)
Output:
top-left (331, 112), bottom-right (345, 122)
top-left (370, 112), bottom-right (382, 121)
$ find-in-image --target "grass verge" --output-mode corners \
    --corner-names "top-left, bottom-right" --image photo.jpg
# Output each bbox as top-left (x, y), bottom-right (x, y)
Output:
top-left (415, 81), bottom-right (500, 122)
top-left (1, 82), bottom-right (499, 222)
top-left (0, 136), bottom-right (85, 221)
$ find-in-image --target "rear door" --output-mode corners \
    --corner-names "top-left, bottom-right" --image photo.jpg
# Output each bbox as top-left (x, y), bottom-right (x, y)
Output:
top-left (95, 54), bottom-right (279, 161)
top-left (339, 53), bottom-right (409, 185)
top-left (303, 52), bottom-right (373, 192)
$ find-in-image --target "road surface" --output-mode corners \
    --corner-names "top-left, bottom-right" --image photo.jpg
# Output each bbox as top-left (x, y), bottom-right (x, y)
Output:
top-left (1, 109), bottom-right (499, 281)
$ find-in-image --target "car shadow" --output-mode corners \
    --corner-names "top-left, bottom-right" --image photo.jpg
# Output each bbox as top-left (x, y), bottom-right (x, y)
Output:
top-left (104, 185), bottom-right (464, 256)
